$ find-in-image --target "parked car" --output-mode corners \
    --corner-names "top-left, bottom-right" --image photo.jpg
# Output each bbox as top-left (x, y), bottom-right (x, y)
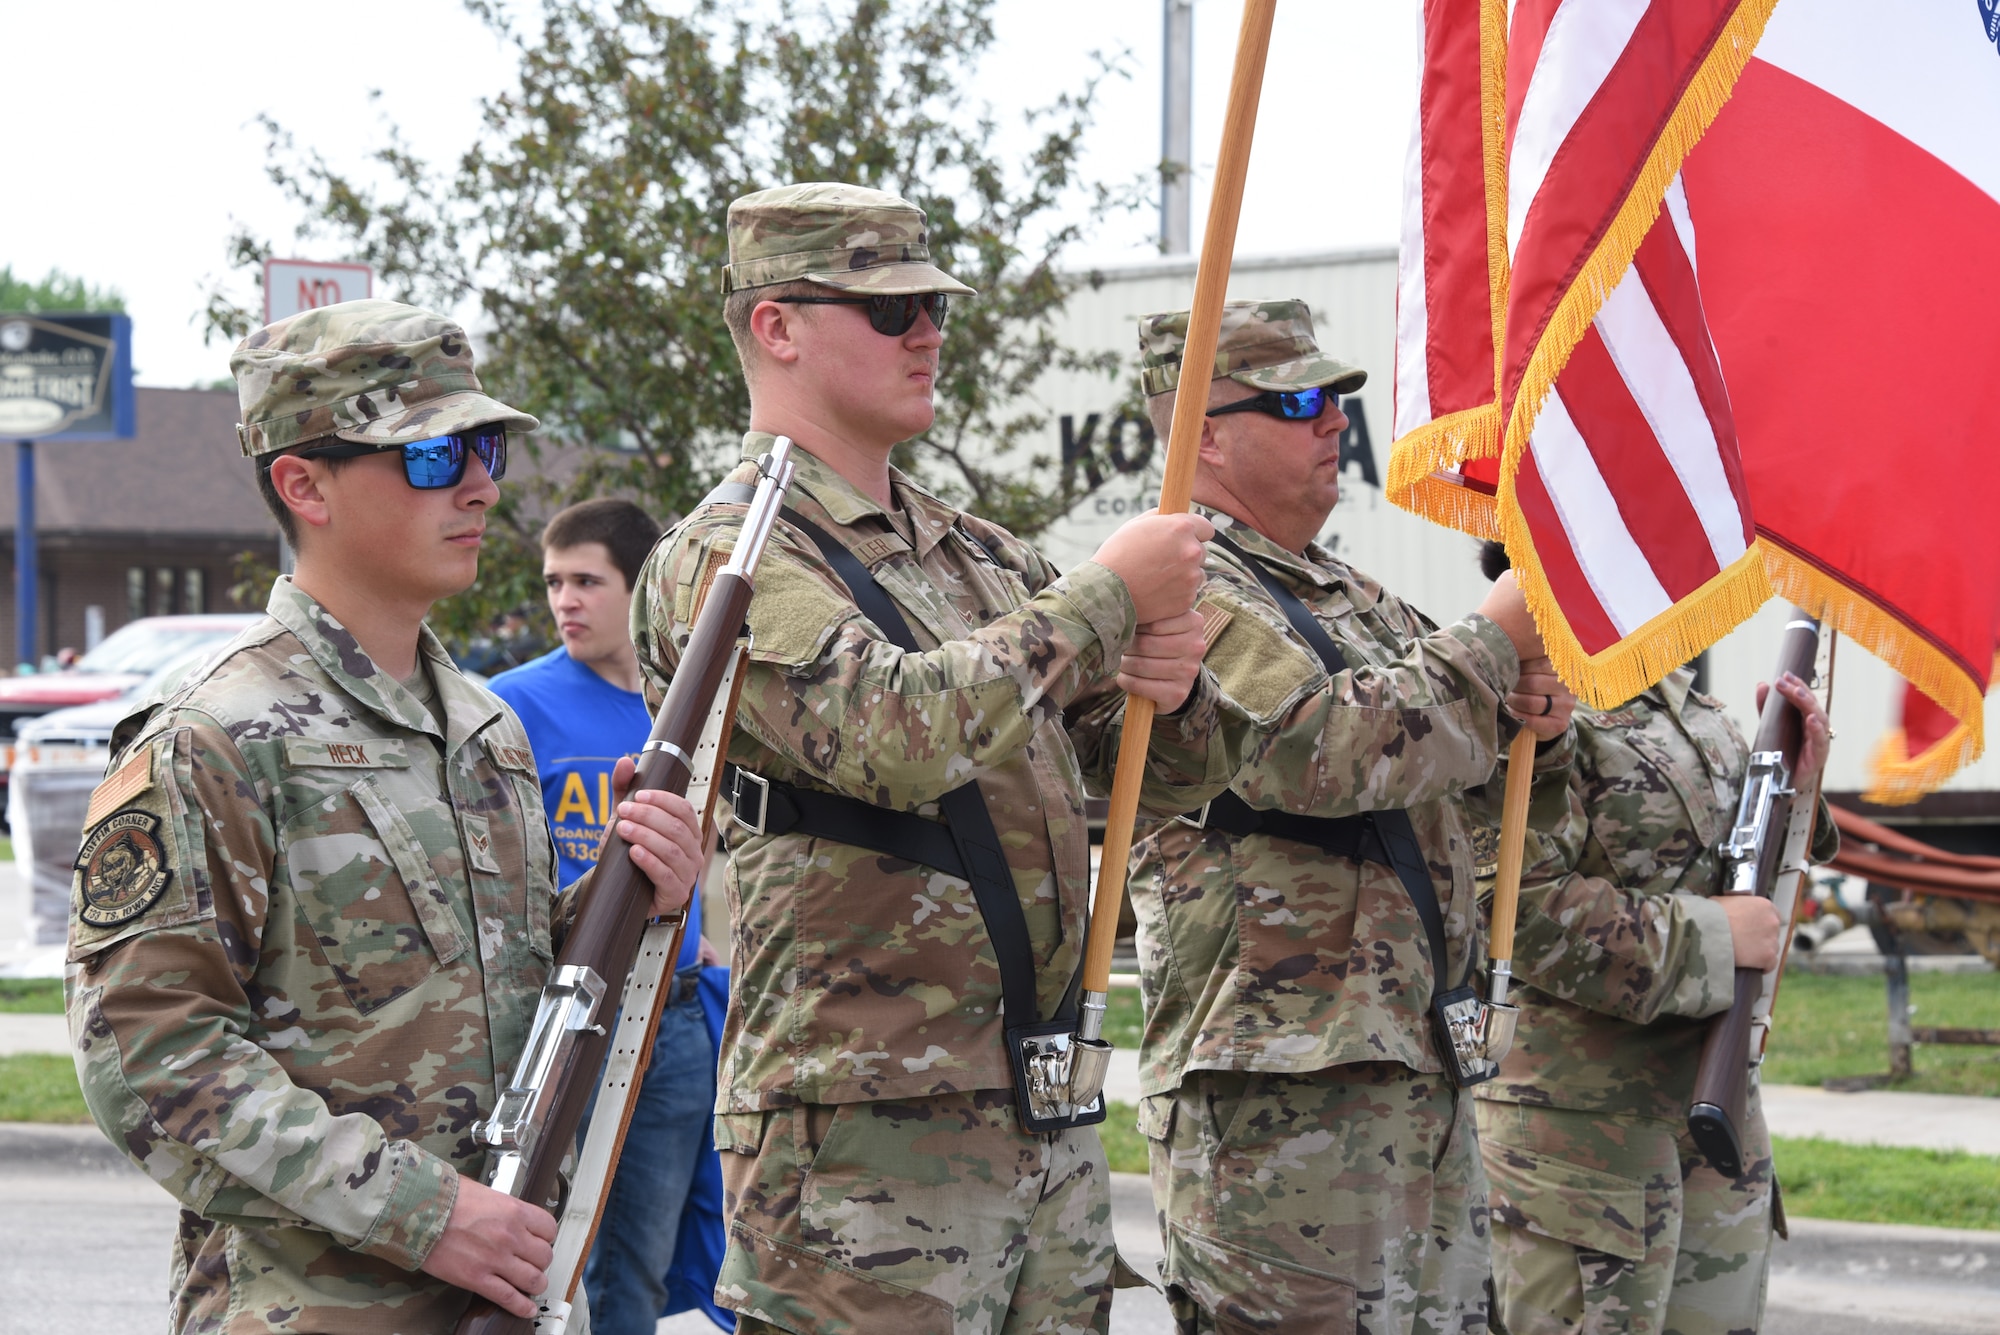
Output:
top-left (0, 614), bottom-right (258, 825)
top-left (6, 642), bottom-right (235, 949)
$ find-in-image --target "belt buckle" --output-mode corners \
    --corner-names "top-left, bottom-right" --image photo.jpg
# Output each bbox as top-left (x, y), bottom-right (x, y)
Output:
top-left (730, 768), bottom-right (770, 837)
top-left (1173, 801), bottom-right (1210, 831)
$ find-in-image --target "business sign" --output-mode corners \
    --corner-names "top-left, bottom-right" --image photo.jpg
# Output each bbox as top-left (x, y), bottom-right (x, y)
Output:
top-left (264, 258), bottom-right (375, 324)
top-left (0, 313), bottom-right (135, 440)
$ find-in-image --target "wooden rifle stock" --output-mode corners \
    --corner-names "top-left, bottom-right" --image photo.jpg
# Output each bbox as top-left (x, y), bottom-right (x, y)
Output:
top-left (458, 442), bottom-right (794, 1335)
top-left (1686, 611), bottom-right (1820, 1178)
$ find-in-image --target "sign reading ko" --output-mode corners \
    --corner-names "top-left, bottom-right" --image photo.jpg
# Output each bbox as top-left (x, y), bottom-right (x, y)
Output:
top-left (0, 313), bottom-right (135, 440)
top-left (264, 259), bottom-right (375, 324)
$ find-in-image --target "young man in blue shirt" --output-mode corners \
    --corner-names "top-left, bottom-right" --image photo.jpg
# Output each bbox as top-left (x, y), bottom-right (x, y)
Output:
top-left (490, 498), bottom-right (726, 1333)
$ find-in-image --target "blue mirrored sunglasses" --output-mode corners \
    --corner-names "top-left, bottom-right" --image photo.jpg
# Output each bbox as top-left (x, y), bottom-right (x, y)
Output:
top-left (1204, 386), bottom-right (1336, 422)
top-left (293, 430), bottom-right (509, 489)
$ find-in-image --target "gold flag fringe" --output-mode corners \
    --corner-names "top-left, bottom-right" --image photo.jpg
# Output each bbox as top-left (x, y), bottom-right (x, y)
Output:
top-left (1494, 479), bottom-right (1773, 709)
top-left (1497, 0), bottom-right (1781, 473)
top-left (1760, 548), bottom-right (1992, 804)
top-left (1385, 406), bottom-right (1503, 537)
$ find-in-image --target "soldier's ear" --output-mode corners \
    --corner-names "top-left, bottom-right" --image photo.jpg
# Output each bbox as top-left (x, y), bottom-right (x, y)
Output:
top-left (1196, 413), bottom-right (1227, 468)
top-left (267, 454), bottom-right (334, 534)
top-left (748, 299), bottom-right (806, 369)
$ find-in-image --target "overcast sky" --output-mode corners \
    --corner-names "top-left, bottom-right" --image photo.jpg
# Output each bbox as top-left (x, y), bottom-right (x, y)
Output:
top-left (3, 1), bottom-right (1416, 389)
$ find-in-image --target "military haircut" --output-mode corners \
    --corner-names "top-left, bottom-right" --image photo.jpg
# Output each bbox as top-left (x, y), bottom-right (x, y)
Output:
top-left (722, 278), bottom-right (825, 383)
top-left (1143, 376), bottom-right (1259, 444)
top-left (1144, 386), bottom-right (1178, 443)
top-left (541, 497), bottom-right (662, 591)
top-left (254, 442), bottom-right (352, 548)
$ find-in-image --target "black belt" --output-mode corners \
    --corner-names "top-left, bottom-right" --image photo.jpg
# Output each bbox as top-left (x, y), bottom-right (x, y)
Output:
top-left (1193, 789), bottom-right (1389, 860)
top-left (726, 763), bottom-right (965, 880)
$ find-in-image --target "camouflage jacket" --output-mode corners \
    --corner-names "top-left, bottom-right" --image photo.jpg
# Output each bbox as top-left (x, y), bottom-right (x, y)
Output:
top-left (1120, 510), bottom-right (1534, 1096)
top-left (1477, 668), bottom-right (1839, 1120)
top-left (633, 435), bottom-right (1236, 1117)
top-left (65, 577), bottom-right (560, 1334)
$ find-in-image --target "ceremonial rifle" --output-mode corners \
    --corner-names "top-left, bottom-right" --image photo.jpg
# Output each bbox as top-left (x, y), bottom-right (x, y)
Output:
top-left (1686, 609), bottom-right (1823, 1178)
top-left (456, 439), bottom-right (798, 1335)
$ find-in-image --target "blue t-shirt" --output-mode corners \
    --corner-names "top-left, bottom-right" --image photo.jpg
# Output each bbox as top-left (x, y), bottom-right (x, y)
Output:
top-left (490, 647), bottom-right (701, 969)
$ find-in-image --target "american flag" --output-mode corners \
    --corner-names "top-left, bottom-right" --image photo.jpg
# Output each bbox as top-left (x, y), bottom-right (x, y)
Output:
top-left (1393, 0), bottom-right (1778, 707)
top-left (1393, 0), bottom-right (2000, 796)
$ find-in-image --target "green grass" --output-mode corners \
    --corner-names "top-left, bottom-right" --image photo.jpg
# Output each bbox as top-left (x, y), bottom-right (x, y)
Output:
top-left (1105, 987), bottom-right (1145, 1049)
top-left (0, 978), bottom-right (64, 1013)
top-left (0, 1055), bottom-right (88, 1123)
top-left (1765, 971), bottom-right (2000, 1096)
top-left (0, 836), bottom-right (11, 861)
top-left (1774, 1135), bottom-right (2000, 1231)
top-left (1101, 1101), bottom-right (1149, 1175)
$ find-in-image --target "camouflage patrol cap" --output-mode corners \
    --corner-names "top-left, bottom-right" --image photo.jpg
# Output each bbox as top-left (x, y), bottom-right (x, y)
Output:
top-left (1137, 299), bottom-right (1367, 398)
top-left (721, 182), bottom-right (975, 297)
top-left (230, 298), bottom-right (538, 458)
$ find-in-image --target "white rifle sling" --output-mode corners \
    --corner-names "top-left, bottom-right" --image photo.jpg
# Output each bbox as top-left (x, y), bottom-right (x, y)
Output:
top-left (535, 642), bottom-right (749, 1331)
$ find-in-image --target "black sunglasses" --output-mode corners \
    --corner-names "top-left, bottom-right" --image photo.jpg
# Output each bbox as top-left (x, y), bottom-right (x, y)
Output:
top-left (1205, 386), bottom-right (1338, 422)
top-left (292, 430), bottom-right (509, 489)
top-left (772, 292), bottom-right (951, 337)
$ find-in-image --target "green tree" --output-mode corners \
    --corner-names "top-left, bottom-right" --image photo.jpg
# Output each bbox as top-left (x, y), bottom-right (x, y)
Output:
top-left (205, 0), bottom-right (1140, 651)
top-left (0, 267), bottom-right (125, 312)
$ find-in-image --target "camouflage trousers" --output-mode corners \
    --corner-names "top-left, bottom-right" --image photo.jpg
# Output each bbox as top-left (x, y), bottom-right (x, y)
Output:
top-left (1476, 1094), bottom-right (1776, 1335)
top-left (1138, 1062), bottom-right (1490, 1335)
top-left (714, 1088), bottom-right (1138, 1334)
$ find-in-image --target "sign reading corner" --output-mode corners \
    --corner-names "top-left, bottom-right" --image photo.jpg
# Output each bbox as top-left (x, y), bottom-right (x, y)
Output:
top-left (264, 258), bottom-right (375, 325)
top-left (0, 313), bottom-right (135, 440)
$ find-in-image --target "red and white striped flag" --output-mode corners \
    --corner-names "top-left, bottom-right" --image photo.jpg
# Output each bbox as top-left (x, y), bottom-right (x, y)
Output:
top-left (1393, 0), bottom-right (1780, 705)
top-left (1395, 0), bottom-right (2000, 794)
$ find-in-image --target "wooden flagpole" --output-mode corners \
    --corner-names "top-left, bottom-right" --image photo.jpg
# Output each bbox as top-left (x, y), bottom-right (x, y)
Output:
top-left (1075, 0), bottom-right (1278, 1047)
top-left (1485, 728), bottom-right (1538, 1008)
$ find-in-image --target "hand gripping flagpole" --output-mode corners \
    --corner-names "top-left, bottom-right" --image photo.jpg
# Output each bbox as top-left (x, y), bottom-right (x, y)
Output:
top-left (1067, 0), bottom-right (1278, 1108)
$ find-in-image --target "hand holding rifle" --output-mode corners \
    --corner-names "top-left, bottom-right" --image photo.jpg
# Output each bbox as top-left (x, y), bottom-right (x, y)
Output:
top-left (451, 440), bottom-right (797, 1334)
top-left (426, 764), bottom-right (703, 1318)
top-left (1687, 614), bottom-right (1830, 1177)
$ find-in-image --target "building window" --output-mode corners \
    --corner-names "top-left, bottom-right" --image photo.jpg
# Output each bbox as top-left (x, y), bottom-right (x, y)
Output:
top-left (182, 569), bottom-right (205, 615)
top-left (153, 568), bottom-right (175, 618)
top-left (126, 568), bottom-right (146, 623)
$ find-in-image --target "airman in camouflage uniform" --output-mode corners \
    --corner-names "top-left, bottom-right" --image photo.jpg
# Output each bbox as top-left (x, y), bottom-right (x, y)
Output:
top-left (632, 182), bottom-right (1230, 1335)
top-left (64, 300), bottom-right (705, 1334)
top-left (1117, 301), bottom-right (1574, 1335)
top-left (1471, 588), bottom-right (1835, 1335)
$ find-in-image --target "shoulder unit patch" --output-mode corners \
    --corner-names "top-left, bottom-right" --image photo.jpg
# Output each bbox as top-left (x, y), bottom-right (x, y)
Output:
top-left (75, 810), bottom-right (174, 928)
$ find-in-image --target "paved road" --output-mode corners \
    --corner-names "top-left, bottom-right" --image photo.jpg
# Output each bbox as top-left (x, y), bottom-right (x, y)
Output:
top-left (7, 1126), bottom-right (1994, 1335)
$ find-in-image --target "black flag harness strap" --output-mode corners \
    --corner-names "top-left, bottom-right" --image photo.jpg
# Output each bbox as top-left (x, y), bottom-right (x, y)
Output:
top-left (1199, 529), bottom-right (1494, 1085)
top-left (700, 479), bottom-right (1101, 1129)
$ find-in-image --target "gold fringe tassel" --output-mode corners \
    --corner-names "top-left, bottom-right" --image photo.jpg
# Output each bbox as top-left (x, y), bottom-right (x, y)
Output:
top-left (1386, 406), bottom-right (1503, 536)
top-left (1760, 548), bottom-right (1992, 804)
top-left (1497, 0), bottom-right (1781, 469)
top-left (1496, 498), bottom-right (1773, 709)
